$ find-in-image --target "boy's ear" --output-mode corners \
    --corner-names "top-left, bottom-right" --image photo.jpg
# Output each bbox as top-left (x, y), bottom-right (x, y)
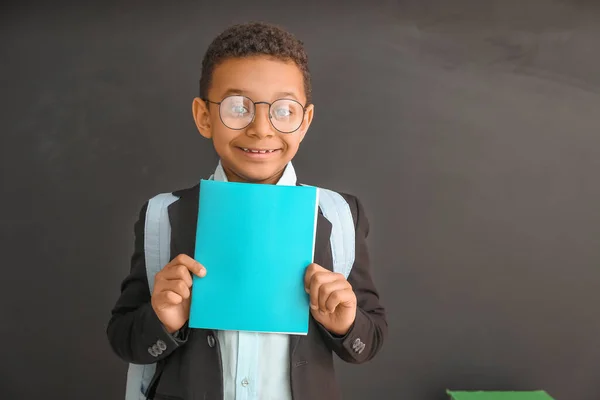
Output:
top-left (297, 103), bottom-right (315, 143)
top-left (192, 97), bottom-right (212, 139)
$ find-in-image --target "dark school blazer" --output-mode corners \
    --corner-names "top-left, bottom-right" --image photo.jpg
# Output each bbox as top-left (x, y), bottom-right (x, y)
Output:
top-left (107, 182), bottom-right (388, 400)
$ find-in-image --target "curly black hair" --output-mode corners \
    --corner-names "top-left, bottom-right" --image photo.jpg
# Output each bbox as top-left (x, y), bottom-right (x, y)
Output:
top-left (199, 22), bottom-right (312, 104)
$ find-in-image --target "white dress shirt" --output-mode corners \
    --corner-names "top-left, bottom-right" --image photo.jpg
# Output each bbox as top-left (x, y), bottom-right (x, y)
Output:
top-left (211, 161), bottom-right (297, 400)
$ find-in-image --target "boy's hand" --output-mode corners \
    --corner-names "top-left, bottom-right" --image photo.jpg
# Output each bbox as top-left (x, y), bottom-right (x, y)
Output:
top-left (304, 263), bottom-right (357, 336)
top-left (151, 254), bottom-right (206, 334)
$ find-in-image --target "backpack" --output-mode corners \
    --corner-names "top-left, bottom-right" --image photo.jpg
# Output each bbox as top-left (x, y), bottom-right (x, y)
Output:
top-left (124, 186), bottom-right (356, 400)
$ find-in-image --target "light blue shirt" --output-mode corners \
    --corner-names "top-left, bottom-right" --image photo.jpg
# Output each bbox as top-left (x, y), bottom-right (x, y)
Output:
top-left (212, 162), bottom-right (297, 400)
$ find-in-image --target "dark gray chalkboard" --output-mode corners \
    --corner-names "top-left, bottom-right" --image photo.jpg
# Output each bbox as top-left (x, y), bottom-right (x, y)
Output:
top-left (2, 0), bottom-right (599, 399)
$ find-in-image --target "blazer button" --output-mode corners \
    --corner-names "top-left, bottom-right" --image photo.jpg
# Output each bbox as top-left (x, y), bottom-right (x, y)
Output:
top-left (157, 340), bottom-right (167, 351)
top-left (352, 338), bottom-right (365, 354)
top-left (207, 334), bottom-right (216, 348)
top-left (148, 347), bottom-right (158, 357)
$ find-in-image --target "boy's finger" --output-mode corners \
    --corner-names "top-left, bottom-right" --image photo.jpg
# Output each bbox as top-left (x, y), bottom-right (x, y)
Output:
top-left (169, 255), bottom-right (206, 277)
top-left (303, 263), bottom-right (328, 290)
top-left (154, 291), bottom-right (183, 308)
top-left (185, 260), bottom-right (206, 277)
top-left (317, 280), bottom-right (349, 312)
top-left (160, 280), bottom-right (191, 299)
top-left (170, 254), bottom-right (196, 266)
top-left (160, 265), bottom-right (193, 286)
top-left (307, 272), bottom-right (338, 310)
top-left (154, 279), bottom-right (190, 300)
top-left (324, 288), bottom-right (355, 313)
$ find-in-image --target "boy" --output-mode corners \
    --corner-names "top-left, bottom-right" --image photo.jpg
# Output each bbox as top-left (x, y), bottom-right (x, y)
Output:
top-left (107, 22), bottom-right (387, 400)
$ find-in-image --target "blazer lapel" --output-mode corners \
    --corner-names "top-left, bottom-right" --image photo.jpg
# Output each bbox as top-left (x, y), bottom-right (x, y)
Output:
top-left (168, 184), bottom-right (200, 260)
top-left (290, 210), bottom-right (332, 355)
top-left (313, 212), bottom-right (333, 270)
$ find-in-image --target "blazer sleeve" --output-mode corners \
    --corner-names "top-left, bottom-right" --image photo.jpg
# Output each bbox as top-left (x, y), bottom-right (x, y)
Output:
top-left (106, 202), bottom-right (189, 364)
top-left (317, 194), bottom-right (388, 363)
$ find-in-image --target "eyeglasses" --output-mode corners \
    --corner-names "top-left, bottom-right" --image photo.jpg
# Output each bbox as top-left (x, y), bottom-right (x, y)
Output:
top-left (203, 95), bottom-right (307, 134)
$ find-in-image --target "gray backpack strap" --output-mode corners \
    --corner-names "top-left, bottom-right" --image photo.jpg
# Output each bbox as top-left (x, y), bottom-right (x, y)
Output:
top-left (125, 193), bottom-right (178, 400)
top-left (144, 193), bottom-right (179, 290)
top-left (317, 188), bottom-right (356, 278)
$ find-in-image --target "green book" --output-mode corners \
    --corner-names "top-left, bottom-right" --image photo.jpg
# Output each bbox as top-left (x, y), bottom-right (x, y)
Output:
top-left (447, 391), bottom-right (555, 400)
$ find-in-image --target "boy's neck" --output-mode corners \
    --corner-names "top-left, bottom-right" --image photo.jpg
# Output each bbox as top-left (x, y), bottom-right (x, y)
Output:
top-left (222, 165), bottom-right (284, 185)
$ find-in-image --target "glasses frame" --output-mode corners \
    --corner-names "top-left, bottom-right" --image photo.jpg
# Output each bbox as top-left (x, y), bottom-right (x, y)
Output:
top-left (203, 95), bottom-right (307, 134)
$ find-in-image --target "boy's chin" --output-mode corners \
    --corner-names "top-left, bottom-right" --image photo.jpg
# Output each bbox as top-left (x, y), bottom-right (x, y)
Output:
top-left (230, 163), bottom-right (287, 184)
top-left (219, 155), bottom-right (290, 183)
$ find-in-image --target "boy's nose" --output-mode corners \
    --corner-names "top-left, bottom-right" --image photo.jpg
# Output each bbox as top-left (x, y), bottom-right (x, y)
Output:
top-left (246, 104), bottom-right (274, 138)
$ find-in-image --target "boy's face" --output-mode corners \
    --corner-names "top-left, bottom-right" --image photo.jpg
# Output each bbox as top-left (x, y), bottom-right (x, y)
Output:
top-left (192, 56), bottom-right (314, 184)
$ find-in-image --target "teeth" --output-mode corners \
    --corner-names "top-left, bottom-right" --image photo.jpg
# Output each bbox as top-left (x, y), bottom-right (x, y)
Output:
top-left (242, 148), bottom-right (275, 153)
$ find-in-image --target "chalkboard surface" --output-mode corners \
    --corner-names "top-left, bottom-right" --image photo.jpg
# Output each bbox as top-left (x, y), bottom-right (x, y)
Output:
top-left (2, 1), bottom-right (599, 399)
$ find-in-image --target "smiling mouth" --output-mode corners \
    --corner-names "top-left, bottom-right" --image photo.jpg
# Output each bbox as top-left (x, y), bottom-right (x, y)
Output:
top-left (238, 147), bottom-right (280, 154)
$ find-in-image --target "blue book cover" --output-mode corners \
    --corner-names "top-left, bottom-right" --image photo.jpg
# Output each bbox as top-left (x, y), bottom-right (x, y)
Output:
top-left (189, 179), bottom-right (319, 335)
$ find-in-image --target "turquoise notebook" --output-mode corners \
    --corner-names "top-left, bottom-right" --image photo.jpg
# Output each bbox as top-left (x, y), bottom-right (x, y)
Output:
top-left (189, 179), bottom-right (319, 335)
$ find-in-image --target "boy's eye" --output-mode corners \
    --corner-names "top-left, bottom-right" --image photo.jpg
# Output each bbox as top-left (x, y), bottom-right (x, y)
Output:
top-left (273, 107), bottom-right (292, 118)
top-left (230, 105), bottom-right (249, 116)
